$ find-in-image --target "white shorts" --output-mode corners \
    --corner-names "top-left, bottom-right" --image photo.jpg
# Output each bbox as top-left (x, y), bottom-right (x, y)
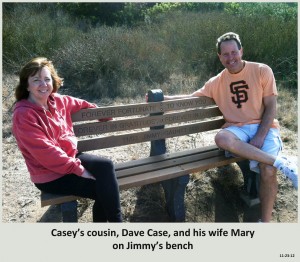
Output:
top-left (223, 124), bottom-right (283, 173)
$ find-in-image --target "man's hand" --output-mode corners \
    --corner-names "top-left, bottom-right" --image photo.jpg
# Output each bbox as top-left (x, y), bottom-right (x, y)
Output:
top-left (249, 135), bottom-right (265, 149)
top-left (249, 96), bottom-right (277, 149)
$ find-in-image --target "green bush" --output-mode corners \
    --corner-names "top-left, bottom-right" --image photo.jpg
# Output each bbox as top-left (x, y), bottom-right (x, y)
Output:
top-left (147, 10), bottom-right (297, 89)
top-left (52, 25), bottom-right (178, 99)
top-left (3, 3), bottom-right (297, 98)
top-left (2, 3), bottom-right (82, 73)
top-left (225, 2), bottom-right (297, 22)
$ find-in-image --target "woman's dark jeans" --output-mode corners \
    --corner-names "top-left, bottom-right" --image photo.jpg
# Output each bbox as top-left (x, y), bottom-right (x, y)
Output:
top-left (35, 153), bottom-right (122, 222)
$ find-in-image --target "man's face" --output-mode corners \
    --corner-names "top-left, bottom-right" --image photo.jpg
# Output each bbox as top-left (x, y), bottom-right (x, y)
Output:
top-left (218, 40), bottom-right (244, 74)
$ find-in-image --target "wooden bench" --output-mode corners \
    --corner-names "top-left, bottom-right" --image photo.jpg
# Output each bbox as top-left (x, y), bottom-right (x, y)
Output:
top-left (40, 89), bottom-right (259, 222)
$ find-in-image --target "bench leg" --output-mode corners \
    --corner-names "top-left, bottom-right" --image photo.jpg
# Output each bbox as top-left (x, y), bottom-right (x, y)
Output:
top-left (237, 160), bottom-right (260, 207)
top-left (162, 175), bottom-right (189, 222)
top-left (150, 136), bottom-right (189, 222)
top-left (148, 89), bottom-right (189, 222)
top-left (60, 200), bottom-right (78, 222)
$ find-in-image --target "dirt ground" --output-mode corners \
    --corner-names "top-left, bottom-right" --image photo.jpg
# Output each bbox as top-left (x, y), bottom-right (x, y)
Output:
top-left (2, 74), bottom-right (298, 223)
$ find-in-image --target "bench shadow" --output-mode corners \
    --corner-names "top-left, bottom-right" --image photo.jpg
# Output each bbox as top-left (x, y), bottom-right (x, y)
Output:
top-left (37, 166), bottom-right (260, 223)
top-left (129, 184), bottom-right (171, 222)
top-left (38, 205), bottom-right (62, 222)
top-left (212, 165), bottom-right (261, 223)
top-left (129, 165), bottom-right (260, 223)
top-left (129, 164), bottom-right (261, 223)
top-left (213, 185), bottom-right (240, 222)
top-left (37, 198), bottom-right (90, 223)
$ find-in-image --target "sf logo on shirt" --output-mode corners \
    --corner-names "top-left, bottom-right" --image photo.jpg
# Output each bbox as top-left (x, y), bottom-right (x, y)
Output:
top-left (230, 80), bottom-right (249, 108)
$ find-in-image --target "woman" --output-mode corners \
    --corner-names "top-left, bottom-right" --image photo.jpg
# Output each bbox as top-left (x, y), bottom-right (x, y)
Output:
top-left (12, 57), bottom-right (122, 222)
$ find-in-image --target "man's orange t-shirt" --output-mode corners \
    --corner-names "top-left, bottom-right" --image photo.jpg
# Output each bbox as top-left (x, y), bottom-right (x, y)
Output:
top-left (193, 61), bottom-right (279, 129)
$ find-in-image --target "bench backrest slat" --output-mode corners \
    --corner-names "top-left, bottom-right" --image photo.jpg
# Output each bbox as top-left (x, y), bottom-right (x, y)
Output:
top-left (77, 118), bottom-right (225, 152)
top-left (73, 107), bottom-right (222, 137)
top-left (71, 97), bottom-right (215, 122)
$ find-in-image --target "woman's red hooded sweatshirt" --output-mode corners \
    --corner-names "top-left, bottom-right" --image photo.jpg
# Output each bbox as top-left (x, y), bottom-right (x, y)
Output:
top-left (12, 93), bottom-right (97, 184)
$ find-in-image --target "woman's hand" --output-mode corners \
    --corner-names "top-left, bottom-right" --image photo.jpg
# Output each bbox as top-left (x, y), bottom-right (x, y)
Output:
top-left (81, 169), bottom-right (96, 180)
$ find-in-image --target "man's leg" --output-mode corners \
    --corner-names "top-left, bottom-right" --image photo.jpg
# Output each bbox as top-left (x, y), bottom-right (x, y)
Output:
top-left (215, 130), bottom-right (276, 165)
top-left (215, 129), bottom-right (298, 189)
top-left (259, 163), bottom-right (278, 222)
top-left (215, 129), bottom-right (278, 222)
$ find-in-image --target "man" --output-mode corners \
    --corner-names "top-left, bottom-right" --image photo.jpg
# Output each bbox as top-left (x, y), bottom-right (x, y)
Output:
top-left (164, 32), bottom-right (298, 222)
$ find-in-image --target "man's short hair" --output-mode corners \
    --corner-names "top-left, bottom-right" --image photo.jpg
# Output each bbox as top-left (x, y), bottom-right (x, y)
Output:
top-left (216, 32), bottom-right (242, 54)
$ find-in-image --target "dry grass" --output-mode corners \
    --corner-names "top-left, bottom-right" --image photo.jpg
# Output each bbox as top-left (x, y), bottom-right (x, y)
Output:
top-left (277, 86), bottom-right (298, 132)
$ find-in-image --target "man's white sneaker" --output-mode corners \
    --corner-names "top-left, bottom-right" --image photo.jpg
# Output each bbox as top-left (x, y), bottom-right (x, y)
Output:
top-left (274, 156), bottom-right (298, 190)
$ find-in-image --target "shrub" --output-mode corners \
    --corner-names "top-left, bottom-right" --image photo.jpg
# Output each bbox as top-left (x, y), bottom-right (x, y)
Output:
top-left (2, 3), bottom-right (82, 73)
top-left (3, 3), bottom-right (297, 98)
top-left (53, 26), bottom-right (177, 99)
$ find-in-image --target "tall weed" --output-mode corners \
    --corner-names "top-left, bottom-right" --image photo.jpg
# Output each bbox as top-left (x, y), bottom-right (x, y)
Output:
top-left (3, 4), bottom-right (297, 98)
top-left (53, 26), bottom-right (177, 98)
top-left (3, 4), bottom-right (82, 72)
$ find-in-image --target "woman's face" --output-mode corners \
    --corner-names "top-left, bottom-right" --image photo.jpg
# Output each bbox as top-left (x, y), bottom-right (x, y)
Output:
top-left (27, 67), bottom-right (53, 105)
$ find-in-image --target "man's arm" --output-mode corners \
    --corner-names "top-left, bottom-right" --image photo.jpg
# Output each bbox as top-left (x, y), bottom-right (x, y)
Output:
top-left (250, 95), bottom-right (277, 149)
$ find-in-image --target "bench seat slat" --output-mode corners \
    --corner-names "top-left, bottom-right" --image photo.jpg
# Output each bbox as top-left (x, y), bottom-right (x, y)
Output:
top-left (116, 148), bottom-right (225, 178)
top-left (41, 193), bottom-right (79, 207)
top-left (118, 155), bottom-right (243, 190)
top-left (115, 145), bottom-right (219, 170)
